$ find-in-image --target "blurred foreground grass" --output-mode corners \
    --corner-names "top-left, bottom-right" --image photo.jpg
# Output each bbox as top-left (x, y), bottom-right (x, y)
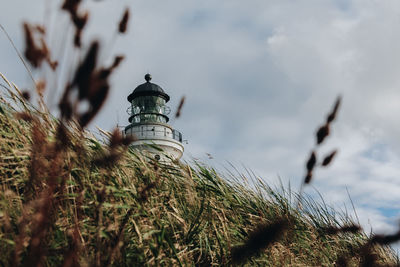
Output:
top-left (0, 85), bottom-right (398, 266)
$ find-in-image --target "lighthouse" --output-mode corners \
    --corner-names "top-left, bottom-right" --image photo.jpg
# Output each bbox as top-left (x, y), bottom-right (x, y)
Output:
top-left (124, 74), bottom-right (184, 161)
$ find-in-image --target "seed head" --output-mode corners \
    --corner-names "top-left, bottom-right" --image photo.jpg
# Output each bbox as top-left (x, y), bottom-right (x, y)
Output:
top-left (322, 150), bottom-right (338, 167)
top-left (118, 8), bottom-right (130, 33)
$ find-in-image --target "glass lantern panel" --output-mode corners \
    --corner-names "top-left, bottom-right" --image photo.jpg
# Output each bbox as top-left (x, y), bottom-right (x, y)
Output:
top-left (132, 96), bottom-right (167, 115)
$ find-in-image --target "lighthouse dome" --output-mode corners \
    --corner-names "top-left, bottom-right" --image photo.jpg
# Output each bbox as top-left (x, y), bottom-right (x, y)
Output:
top-left (127, 74), bottom-right (170, 102)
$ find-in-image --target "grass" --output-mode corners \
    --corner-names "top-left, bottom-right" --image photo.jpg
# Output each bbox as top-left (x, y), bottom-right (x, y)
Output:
top-left (0, 90), bottom-right (398, 266)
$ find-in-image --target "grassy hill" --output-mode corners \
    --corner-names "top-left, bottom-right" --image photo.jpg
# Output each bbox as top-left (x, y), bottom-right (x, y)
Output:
top-left (0, 86), bottom-right (398, 266)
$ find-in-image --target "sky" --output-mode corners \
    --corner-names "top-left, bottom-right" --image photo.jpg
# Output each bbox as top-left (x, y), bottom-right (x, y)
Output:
top-left (1, 0), bottom-right (400, 247)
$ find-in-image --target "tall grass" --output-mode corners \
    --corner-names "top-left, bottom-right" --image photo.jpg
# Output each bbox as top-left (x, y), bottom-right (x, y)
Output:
top-left (0, 94), bottom-right (397, 265)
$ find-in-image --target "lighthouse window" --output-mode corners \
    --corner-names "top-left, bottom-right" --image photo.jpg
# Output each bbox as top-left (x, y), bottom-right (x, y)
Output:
top-left (131, 106), bottom-right (140, 115)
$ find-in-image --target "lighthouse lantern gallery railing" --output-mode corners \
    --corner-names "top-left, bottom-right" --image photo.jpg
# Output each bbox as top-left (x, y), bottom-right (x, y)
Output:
top-left (125, 125), bottom-right (183, 143)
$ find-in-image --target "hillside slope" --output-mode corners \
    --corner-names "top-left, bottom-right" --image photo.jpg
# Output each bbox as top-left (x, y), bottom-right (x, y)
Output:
top-left (0, 96), bottom-right (398, 266)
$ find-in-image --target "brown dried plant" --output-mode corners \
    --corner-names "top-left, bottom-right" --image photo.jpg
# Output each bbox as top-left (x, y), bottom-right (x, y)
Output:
top-left (1, 3), bottom-right (131, 266)
top-left (323, 224), bottom-right (361, 235)
top-left (322, 150), bottom-right (338, 167)
top-left (23, 22), bottom-right (58, 70)
top-left (118, 8), bottom-right (130, 34)
top-left (175, 96), bottom-right (185, 118)
top-left (338, 227), bottom-right (400, 267)
top-left (298, 95), bottom-right (400, 266)
top-left (59, 41), bottom-right (125, 127)
top-left (92, 128), bottom-right (136, 168)
top-left (298, 96), bottom-right (341, 203)
top-left (230, 217), bottom-right (289, 265)
top-left (62, 0), bottom-right (89, 47)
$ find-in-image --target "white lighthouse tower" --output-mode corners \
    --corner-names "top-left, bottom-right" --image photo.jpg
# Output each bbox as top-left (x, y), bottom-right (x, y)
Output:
top-left (124, 74), bottom-right (184, 161)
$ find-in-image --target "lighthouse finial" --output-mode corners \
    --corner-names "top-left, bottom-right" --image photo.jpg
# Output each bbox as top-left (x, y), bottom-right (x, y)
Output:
top-left (145, 73), bottom-right (152, 82)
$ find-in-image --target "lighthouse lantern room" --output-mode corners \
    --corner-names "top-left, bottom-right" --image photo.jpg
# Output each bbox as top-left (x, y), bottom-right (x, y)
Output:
top-left (124, 74), bottom-right (184, 160)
